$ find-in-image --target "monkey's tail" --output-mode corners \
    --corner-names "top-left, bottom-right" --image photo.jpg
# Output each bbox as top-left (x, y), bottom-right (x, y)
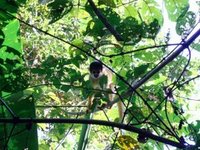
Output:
top-left (117, 101), bottom-right (125, 123)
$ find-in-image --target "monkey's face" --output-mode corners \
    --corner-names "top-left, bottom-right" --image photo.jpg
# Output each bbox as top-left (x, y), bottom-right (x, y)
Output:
top-left (90, 69), bottom-right (102, 79)
top-left (89, 61), bottom-right (103, 79)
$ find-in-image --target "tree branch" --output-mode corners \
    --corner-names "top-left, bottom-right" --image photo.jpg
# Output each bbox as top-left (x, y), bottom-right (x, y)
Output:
top-left (87, 0), bottom-right (123, 41)
top-left (0, 118), bottom-right (188, 149)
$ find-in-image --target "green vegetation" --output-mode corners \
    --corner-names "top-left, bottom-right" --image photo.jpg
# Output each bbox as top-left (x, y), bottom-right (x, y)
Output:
top-left (0, 0), bottom-right (200, 149)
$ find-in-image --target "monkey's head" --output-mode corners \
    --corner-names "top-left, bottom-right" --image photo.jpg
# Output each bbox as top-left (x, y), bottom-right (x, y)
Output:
top-left (89, 61), bottom-right (103, 79)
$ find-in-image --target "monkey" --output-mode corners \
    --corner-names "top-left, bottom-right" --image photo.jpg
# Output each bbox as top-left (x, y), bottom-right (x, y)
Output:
top-left (87, 61), bottom-right (125, 122)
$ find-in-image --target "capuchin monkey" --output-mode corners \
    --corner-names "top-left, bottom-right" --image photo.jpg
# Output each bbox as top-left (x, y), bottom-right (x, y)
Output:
top-left (87, 61), bottom-right (124, 121)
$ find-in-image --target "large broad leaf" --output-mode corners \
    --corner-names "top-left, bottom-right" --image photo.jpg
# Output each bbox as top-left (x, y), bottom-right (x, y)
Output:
top-left (164, 0), bottom-right (189, 21)
top-left (176, 11), bottom-right (196, 35)
top-left (124, 6), bottom-right (141, 22)
top-left (2, 19), bottom-right (22, 54)
top-left (0, 19), bottom-right (25, 93)
top-left (137, 0), bottom-right (163, 25)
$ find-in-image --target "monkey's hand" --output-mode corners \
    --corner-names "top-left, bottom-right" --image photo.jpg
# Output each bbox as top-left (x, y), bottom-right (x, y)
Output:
top-left (97, 103), bottom-right (107, 110)
top-left (97, 101), bottom-right (113, 110)
top-left (86, 108), bottom-right (91, 113)
top-left (106, 101), bottom-right (113, 109)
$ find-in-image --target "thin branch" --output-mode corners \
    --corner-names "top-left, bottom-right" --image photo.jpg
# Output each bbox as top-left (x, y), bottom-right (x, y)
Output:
top-left (173, 75), bottom-right (200, 91)
top-left (87, 0), bottom-right (123, 41)
top-left (146, 122), bottom-right (173, 136)
top-left (4, 124), bottom-right (16, 150)
top-left (0, 128), bottom-right (27, 141)
top-left (95, 43), bottom-right (181, 58)
top-left (3, 83), bottom-right (116, 99)
top-left (0, 97), bottom-right (17, 118)
top-left (55, 115), bottom-right (79, 150)
top-left (171, 48), bottom-right (191, 91)
top-left (36, 105), bottom-right (87, 108)
top-left (174, 95), bottom-right (200, 102)
top-left (164, 48), bottom-right (192, 139)
top-left (111, 90), bottom-right (134, 150)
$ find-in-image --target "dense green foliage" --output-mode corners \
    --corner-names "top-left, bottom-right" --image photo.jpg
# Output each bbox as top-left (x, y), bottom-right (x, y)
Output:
top-left (0, 0), bottom-right (200, 149)
top-left (0, 0), bottom-right (38, 150)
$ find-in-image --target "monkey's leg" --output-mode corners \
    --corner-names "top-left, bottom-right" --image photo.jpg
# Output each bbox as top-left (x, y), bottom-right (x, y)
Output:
top-left (87, 95), bottom-right (94, 113)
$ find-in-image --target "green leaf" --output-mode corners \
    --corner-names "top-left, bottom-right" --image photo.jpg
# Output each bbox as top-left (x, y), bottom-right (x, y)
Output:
top-left (134, 64), bottom-right (149, 78)
top-left (176, 11), bottom-right (196, 35)
top-left (7, 46), bottom-right (22, 56)
top-left (98, 0), bottom-right (116, 7)
top-left (0, 0), bottom-right (18, 14)
top-left (31, 68), bottom-right (46, 75)
top-left (124, 6), bottom-right (140, 21)
top-left (2, 19), bottom-right (22, 53)
top-left (60, 85), bottom-right (70, 92)
top-left (164, 0), bottom-right (189, 21)
top-left (0, 11), bottom-right (13, 21)
top-left (42, 55), bottom-right (58, 68)
top-left (142, 19), bottom-right (160, 39)
top-left (117, 135), bottom-right (140, 149)
top-left (71, 39), bottom-right (84, 47)
top-left (191, 42), bottom-right (200, 52)
top-left (137, 0), bottom-right (163, 25)
top-left (116, 17), bottom-right (142, 43)
top-left (48, 0), bottom-right (73, 24)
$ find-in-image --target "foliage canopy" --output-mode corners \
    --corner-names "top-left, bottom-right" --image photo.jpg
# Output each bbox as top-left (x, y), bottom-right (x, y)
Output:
top-left (0, 0), bottom-right (200, 149)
